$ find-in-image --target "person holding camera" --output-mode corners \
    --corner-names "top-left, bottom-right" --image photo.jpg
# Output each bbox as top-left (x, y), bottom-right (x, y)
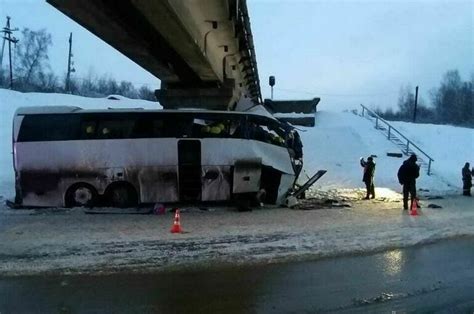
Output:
top-left (360, 156), bottom-right (376, 199)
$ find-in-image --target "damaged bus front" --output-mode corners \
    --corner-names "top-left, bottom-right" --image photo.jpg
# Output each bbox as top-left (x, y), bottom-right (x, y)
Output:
top-left (12, 107), bottom-right (303, 208)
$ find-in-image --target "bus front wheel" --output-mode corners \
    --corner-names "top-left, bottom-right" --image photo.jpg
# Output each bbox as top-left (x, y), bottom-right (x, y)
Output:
top-left (65, 183), bottom-right (98, 208)
top-left (105, 183), bottom-right (138, 208)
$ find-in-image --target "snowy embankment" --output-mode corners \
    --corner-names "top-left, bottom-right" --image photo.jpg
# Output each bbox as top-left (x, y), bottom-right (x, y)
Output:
top-left (301, 111), bottom-right (474, 196)
top-left (390, 120), bottom-right (474, 190)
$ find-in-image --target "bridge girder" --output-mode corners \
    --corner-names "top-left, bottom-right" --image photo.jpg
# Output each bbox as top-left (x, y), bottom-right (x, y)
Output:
top-left (47, 0), bottom-right (262, 109)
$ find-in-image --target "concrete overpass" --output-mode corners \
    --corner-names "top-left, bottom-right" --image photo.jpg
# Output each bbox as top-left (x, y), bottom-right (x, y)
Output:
top-left (47, 0), bottom-right (262, 110)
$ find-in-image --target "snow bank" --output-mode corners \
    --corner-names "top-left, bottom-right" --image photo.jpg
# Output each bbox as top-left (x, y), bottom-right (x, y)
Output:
top-left (390, 121), bottom-right (474, 189)
top-left (300, 111), bottom-right (473, 196)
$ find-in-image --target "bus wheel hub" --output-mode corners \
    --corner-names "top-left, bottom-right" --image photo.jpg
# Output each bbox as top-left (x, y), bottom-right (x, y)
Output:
top-left (74, 188), bottom-right (92, 205)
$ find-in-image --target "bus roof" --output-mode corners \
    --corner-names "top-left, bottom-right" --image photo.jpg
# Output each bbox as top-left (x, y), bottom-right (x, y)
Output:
top-left (14, 106), bottom-right (278, 121)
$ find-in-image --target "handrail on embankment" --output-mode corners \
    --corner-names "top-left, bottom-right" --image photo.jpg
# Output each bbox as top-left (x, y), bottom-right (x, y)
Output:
top-left (360, 104), bottom-right (434, 175)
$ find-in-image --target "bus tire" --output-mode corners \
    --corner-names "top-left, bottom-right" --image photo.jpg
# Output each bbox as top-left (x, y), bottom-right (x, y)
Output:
top-left (65, 183), bottom-right (98, 208)
top-left (105, 183), bottom-right (138, 208)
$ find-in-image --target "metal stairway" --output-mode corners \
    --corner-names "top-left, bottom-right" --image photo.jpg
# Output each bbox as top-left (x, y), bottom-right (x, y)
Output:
top-left (358, 105), bottom-right (434, 175)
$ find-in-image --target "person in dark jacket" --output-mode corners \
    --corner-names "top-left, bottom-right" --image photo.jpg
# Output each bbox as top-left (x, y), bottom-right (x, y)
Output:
top-left (397, 154), bottom-right (420, 210)
top-left (462, 162), bottom-right (472, 196)
top-left (360, 156), bottom-right (376, 199)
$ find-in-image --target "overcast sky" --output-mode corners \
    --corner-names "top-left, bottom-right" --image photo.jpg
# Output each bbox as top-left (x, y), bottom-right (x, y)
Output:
top-left (0, 0), bottom-right (472, 111)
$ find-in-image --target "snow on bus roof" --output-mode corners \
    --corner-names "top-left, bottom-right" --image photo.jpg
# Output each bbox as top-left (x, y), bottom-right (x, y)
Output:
top-left (14, 106), bottom-right (82, 115)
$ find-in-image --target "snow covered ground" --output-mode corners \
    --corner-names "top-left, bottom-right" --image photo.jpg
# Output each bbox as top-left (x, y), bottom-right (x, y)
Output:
top-left (0, 89), bottom-right (473, 275)
top-left (300, 111), bottom-right (474, 197)
top-left (390, 120), bottom-right (474, 190)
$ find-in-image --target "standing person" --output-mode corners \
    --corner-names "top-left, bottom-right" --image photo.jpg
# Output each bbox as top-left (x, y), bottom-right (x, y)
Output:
top-left (397, 154), bottom-right (420, 210)
top-left (462, 162), bottom-right (472, 196)
top-left (360, 156), bottom-right (376, 199)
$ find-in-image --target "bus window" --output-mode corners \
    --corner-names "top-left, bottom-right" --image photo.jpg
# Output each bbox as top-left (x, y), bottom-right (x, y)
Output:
top-left (163, 116), bottom-right (193, 138)
top-left (18, 114), bottom-right (80, 142)
top-left (81, 120), bottom-right (98, 139)
top-left (195, 118), bottom-right (234, 138)
top-left (97, 119), bottom-right (135, 139)
top-left (229, 121), bottom-right (243, 138)
top-left (152, 119), bottom-right (165, 137)
top-left (131, 117), bottom-right (165, 138)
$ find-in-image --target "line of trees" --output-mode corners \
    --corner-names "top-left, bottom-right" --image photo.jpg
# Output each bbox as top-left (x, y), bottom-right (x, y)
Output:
top-left (375, 70), bottom-right (473, 127)
top-left (0, 28), bottom-right (156, 101)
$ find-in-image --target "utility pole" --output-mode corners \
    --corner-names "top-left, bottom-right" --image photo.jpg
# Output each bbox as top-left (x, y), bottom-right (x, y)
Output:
top-left (65, 32), bottom-right (75, 93)
top-left (1, 16), bottom-right (19, 89)
top-left (413, 85), bottom-right (419, 122)
top-left (0, 19), bottom-right (6, 68)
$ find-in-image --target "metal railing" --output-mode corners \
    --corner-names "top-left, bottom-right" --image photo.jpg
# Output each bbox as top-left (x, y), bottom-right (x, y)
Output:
top-left (360, 104), bottom-right (434, 175)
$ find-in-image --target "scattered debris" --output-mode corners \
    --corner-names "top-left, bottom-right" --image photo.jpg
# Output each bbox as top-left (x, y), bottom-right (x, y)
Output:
top-left (387, 152), bottom-right (403, 158)
top-left (427, 203), bottom-right (443, 209)
top-left (426, 195), bottom-right (444, 200)
top-left (83, 207), bottom-right (152, 214)
top-left (153, 203), bottom-right (166, 215)
top-left (294, 198), bottom-right (352, 210)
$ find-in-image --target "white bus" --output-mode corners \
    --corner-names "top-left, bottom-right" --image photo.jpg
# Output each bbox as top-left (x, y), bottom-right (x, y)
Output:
top-left (12, 106), bottom-right (303, 208)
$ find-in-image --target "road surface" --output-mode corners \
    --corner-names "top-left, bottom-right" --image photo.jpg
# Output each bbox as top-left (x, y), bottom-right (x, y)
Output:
top-left (1, 237), bottom-right (473, 313)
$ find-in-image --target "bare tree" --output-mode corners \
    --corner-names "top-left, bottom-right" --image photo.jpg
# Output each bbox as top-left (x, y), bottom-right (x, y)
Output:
top-left (138, 85), bottom-right (156, 101)
top-left (15, 28), bottom-right (52, 87)
top-left (431, 70), bottom-right (473, 125)
top-left (38, 71), bottom-right (59, 92)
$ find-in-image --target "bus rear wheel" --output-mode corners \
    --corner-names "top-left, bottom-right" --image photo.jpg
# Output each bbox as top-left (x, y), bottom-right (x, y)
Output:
top-left (105, 183), bottom-right (138, 208)
top-left (65, 183), bottom-right (98, 208)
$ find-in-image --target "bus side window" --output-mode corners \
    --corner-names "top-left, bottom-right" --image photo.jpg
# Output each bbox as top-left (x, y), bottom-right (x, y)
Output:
top-left (81, 121), bottom-right (97, 139)
top-left (98, 119), bottom-right (134, 139)
top-left (229, 120), bottom-right (243, 138)
top-left (131, 118), bottom-right (164, 138)
top-left (163, 117), bottom-right (192, 138)
top-left (18, 114), bottom-right (81, 142)
top-left (131, 118), bottom-right (152, 138)
top-left (152, 119), bottom-right (164, 137)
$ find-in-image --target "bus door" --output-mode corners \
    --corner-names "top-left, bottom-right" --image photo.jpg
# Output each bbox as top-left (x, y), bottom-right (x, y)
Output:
top-left (178, 140), bottom-right (201, 201)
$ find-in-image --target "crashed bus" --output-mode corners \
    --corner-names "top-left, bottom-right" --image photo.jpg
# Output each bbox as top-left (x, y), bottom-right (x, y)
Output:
top-left (12, 106), bottom-right (304, 208)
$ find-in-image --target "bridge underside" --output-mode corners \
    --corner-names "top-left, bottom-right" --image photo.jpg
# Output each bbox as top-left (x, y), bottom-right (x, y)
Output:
top-left (47, 0), bottom-right (262, 110)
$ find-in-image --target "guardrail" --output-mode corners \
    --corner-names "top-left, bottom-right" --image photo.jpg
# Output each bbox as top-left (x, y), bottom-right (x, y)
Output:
top-left (360, 104), bottom-right (434, 175)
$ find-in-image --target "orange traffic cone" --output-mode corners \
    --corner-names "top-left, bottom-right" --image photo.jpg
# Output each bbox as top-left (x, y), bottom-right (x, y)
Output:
top-left (410, 199), bottom-right (419, 216)
top-left (170, 208), bottom-right (183, 233)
